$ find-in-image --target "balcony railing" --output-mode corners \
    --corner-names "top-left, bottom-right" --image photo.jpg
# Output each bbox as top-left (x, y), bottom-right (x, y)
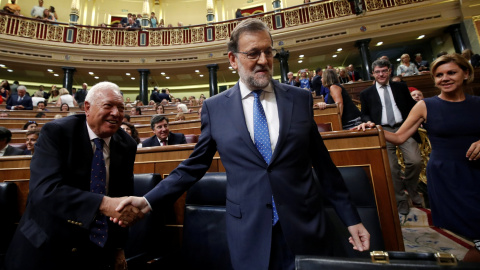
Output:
top-left (0, 0), bottom-right (424, 47)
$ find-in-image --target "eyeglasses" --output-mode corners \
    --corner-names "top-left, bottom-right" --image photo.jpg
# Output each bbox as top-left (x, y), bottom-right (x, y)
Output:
top-left (373, 69), bottom-right (390, 75)
top-left (236, 48), bottom-right (277, 60)
top-left (28, 121), bottom-right (37, 124)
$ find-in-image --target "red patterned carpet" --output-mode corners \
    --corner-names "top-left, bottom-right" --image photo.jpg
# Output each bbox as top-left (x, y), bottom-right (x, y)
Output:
top-left (400, 207), bottom-right (473, 260)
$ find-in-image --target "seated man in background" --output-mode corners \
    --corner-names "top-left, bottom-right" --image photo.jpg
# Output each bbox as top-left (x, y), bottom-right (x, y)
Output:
top-left (6, 86), bottom-right (33, 110)
top-left (0, 127), bottom-right (24, 156)
top-left (142, 115), bottom-right (187, 147)
top-left (36, 101), bottom-right (48, 111)
top-left (409, 87), bottom-right (424, 102)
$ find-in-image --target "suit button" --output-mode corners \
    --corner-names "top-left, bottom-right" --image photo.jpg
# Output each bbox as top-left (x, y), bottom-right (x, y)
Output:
top-left (266, 204), bottom-right (272, 209)
top-left (72, 248), bottom-right (77, 252)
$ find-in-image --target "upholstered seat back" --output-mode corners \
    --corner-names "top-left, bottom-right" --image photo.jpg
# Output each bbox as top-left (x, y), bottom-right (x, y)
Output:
top-left (182, 172), bottom-right (233, 270)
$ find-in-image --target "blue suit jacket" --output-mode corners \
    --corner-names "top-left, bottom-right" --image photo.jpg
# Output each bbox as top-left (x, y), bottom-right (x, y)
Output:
top-left (144, 80), bottom-right (360, 269)
top-left (5, 115), bottom-right (137, 269)
top-left (142, 132), bottom-right (187, 147)
top-left (6, 94), bottom-right (33, 110)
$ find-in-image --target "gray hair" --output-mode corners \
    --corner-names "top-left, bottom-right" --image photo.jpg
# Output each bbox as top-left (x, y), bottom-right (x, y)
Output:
top-left (177, 103), bottom-right (188, 113)
top-left (17, 85), bottom-right (27, 92)
top-left (227, 18), bottom-right (272, 53)
top-left (85, 81), bottom-right (122, 104)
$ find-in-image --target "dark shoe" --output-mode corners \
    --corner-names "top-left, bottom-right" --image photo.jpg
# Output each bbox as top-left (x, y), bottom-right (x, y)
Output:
top-left (407, 189), bottom-right (424, 207)
top-left (398, 200), bottom-right (410, 215)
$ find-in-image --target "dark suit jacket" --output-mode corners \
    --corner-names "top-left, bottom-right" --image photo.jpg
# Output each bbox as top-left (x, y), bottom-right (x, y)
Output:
top-left (144, 80), bottom-right (360, 270)
top-left (360, 81), bottom-right (416, 125)
top-left (141, 132), bottom-right (187, 147)
top-left (5, 115), bottom-right (137, 270)
top-left (348, 70), bottom-right (361, 81)
top-left (150, 91), bottom-right (161, 103)
top-left (6, 94), bottom-right (33, 110)
top-left (3, 145), bottom-right (24, 156)
top-left (157, 93), bottom-right (171, 102)
top-left (74, 89), bottom-right (87, 103)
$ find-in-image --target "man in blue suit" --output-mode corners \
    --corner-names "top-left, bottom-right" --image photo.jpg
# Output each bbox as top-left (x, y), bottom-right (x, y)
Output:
top-left (116, 18), bottom-right (370, 270)
top-left (6, 85), bottom-right (33, 110)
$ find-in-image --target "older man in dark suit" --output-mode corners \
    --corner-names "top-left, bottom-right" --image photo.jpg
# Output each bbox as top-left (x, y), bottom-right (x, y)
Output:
top-left (358, 58), bottom-right (423, 215)
top-left (0, 127), bottom-right (23, 156)
top-left (116, 18), bottom-right (370, 270)
top-left (4, 82), bottom-right (141, 270)
top-left (6, 86), bottom-right (32, 110)
top-left (142, 115), bottom-right (186, 147)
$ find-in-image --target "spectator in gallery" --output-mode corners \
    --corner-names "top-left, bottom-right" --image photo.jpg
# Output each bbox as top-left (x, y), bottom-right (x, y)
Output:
top-left (3, 0), bottom-right (21, 15)
top-left (235, 8), bottom-right (243, 18)
top-left (31, 0), bottom-right (45, 18)
top-left (149, 12), bottom-right (158, 28)
top-left (285, 71), bottom-right (299, 86)
top-left (42, 8), bottom-right (55, 22)
top-left (49, 6), bottom-right (58, 21)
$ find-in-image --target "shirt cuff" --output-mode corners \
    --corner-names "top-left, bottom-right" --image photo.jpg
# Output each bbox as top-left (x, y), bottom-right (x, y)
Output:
top-left (143, 196), bottom-right (153, 211)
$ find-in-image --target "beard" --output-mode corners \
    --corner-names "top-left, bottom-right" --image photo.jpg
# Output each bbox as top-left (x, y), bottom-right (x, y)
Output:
top-left (238, 63), bottom-right (273, 90)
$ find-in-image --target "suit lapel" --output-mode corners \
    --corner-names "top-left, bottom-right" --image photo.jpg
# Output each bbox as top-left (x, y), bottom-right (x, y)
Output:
top-left (270, 81), bottom-right (292, 165)
top-left (225, 83), bottom-right (265, 162)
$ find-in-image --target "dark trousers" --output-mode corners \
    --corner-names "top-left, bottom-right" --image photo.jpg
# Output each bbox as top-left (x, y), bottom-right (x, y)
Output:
top-left (269, 223), bottom-right (295, 270)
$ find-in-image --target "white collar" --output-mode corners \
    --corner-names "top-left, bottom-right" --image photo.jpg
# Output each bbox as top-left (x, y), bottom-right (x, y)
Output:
top-left (86, 121), bottom-right (111, 147)
top-left (239, 80), bottom-right (274, 99)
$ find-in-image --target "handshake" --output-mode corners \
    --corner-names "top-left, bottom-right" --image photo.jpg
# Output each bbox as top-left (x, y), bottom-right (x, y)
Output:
top-left (100, 196), bottom-right (151, 227)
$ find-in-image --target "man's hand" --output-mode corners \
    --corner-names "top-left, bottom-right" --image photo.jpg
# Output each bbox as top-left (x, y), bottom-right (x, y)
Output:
top-left (99, 196), bottom-right (144, 227)
top-left (111, 196), bottom-right (151, 227)
top-left (347, 223), bottom-right (370, 252)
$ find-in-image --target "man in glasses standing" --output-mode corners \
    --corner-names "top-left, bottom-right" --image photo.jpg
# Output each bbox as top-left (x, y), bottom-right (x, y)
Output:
top-left (358, 58), bottom-right (423, 216)
top-left (116, 18), bottom-right (370, 270)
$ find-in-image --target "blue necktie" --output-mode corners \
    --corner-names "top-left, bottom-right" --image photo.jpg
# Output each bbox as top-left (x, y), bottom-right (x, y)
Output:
top-left (89, 138), bottom-right (108, 247)
top-left (252, 90), bottom-right (279, 225)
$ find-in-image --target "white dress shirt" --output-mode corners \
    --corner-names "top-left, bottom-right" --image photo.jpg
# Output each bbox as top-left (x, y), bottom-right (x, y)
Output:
top-left (239, 80), bottom-right (280, 153)
top-left (375, 82), bottom-right (403, 125)
top-left (86, 122), bottom-right (111, 194)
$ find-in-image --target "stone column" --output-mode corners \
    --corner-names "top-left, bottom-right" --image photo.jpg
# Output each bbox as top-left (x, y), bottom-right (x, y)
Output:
top-left (206, 64), bottom-right (219, 97)
top-left (446, 24), bottom-right (467, 53)
top-left (138, 69), bottom-right (150, 105)
top-left (62, 67), bottom-right (76, 93)
top-left (274, 48), bottom-right (289, 83)
top-left (355, 39), bottom-right (372, 81)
